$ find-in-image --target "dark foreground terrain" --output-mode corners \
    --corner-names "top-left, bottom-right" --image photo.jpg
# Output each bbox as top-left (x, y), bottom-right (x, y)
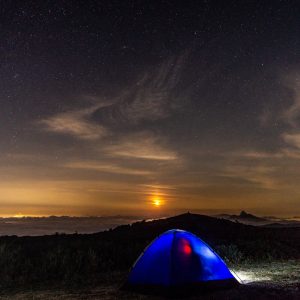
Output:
top-left (0, 213), bottom-right (300, 299)
top-left (1, 262), bottom-right (300, 299)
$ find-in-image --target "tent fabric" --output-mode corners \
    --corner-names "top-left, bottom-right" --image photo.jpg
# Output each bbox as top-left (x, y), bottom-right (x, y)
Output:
top-left (124, 229), bottom-right (238, 293)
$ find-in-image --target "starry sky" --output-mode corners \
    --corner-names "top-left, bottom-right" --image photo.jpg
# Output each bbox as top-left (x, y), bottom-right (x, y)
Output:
top-left (1, 1), bottom-right (300, 217)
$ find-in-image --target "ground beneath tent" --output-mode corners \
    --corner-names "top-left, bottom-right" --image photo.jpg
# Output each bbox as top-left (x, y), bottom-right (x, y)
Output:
top-left (1, 261), bottom-right (299, 300)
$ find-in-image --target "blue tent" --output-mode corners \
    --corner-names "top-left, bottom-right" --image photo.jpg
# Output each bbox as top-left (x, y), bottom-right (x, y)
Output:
top-left (124, 229), bottom-right (238, 293)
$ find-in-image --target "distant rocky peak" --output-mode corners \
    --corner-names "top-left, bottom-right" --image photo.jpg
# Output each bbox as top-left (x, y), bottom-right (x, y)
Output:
top-left (239, 211), bottom-right (251, 218)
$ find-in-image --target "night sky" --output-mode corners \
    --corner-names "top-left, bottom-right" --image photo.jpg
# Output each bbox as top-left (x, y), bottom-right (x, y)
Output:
top-left (1, 1), bottom-right (300, 217)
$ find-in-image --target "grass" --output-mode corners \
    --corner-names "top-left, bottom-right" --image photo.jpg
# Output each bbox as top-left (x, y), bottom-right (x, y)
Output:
top-left (1, 261), bottom-right (299, 299)
top-left (233, 260), bottom-right (300, 284)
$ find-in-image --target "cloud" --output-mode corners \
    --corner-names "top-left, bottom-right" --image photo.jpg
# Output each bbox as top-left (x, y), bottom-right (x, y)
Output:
top-left (282, 133), bottom-right (300, 149)
top-left (236, 151), bottom-right (283, 159)
top-left (139, 184), bottom-right (176, 191)
top-left (104, 132), bottom-right (178, 161)
top-left (137, 184), bottom-right (177, 198)
top-left (220, 164), bottom-right (277, 190)
top-left (0, 216), bottom-right (141, 236)
top-left (280, 73), bottom-right (300, 154)
top-left (65, 161), bottom-right (153, 176)
top-left (39, 53), bottom-right (189, 142)
top-left (259, 107), bottom-right (273, 127)
top-left (39, 103), bottom-right (109, 140)
top-left (92, 53), bottom-right (188, 125)
top-left (282, 74), bottom-right (300, 127)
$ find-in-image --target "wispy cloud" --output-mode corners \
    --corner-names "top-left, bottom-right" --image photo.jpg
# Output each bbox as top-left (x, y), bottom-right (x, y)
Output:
top-left (66, 161), bottom-right (152, 176)
top-left (139, 184), bottom-right (176, 191)
top-left (104, 132), bottom-right (178, 161)
top-left (281, 73), bottom-right (300, 154)
top-left (39, 53), bottom-right (189, 143)
top-left (92, 53), bottom-right (188, 125)
top-left (282, 133), bottom-right (300, 149)
top-left (39, 103), bottom-right (109, 140)
top-left (220, 164), bottom-right (277, 190)
top-left (236, 151), bottom-right (284, 159)
top-left (282, 74), bottom-right (300, 127)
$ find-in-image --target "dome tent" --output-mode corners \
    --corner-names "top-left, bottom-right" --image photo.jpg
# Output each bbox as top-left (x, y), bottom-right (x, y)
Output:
top-left (123, 229), bottom-right (239, 294)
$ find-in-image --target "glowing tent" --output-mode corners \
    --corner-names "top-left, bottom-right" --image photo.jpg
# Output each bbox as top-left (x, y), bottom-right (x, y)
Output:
top-left (124, 229), bottom-right (238, 294)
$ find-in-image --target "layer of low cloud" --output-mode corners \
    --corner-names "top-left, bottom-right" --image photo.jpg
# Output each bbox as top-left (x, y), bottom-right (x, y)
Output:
top-left (0, 216), bottom-right (142, 236)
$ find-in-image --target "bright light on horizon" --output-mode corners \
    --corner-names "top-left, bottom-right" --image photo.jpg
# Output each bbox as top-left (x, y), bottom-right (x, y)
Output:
top-left (152, 197), bottom-right (163, 207)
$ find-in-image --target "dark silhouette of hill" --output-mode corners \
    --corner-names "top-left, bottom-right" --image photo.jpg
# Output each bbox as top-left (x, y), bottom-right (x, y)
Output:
top-left (0, 212), bottom-right (299, 290)
top-left (110, 212), bottom-right (300, 254)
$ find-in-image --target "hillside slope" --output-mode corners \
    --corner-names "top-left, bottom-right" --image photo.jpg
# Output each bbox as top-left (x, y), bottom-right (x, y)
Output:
top-left (0, 213), bottom-right (299, 290)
